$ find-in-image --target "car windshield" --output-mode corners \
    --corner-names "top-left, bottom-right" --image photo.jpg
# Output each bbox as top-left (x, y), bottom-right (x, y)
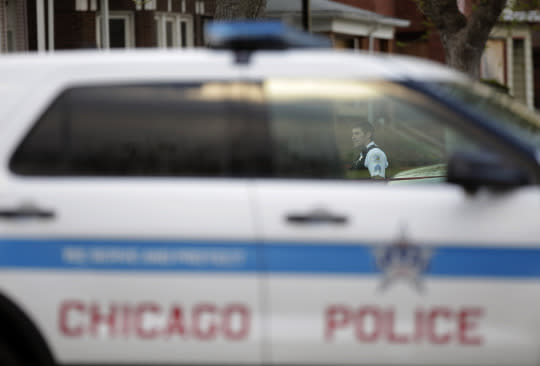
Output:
top-left (431, 81), bottom-right (540, 149)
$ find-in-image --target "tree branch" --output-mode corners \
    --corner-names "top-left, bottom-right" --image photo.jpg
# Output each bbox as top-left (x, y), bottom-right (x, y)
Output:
top-left (214, 0), bottom-right (266, 20)
top-left (247, 0), bottom-right (266, 19)
top-left (465, 0), bottom-right (507, 49)
top-left (416, 0), bottom-right (467, 35)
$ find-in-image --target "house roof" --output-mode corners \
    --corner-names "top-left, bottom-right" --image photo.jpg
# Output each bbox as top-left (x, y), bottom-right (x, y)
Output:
top-left (264, 0), bottom-right (410, 28)
top-left (501, 8), bottom-right (540, 23)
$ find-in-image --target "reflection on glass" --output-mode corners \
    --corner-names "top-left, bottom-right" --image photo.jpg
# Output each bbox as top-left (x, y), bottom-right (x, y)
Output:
top-left (266, 79), bottom-right (487, 184)
top-left (433, 81), bottom-right (540, 149)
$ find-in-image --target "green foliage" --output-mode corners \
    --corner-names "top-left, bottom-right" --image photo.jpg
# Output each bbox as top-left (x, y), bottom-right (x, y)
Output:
top-left (481, 79), bottom-right (510, 94)
top-left (395, 41), bottom-right (408, 48)
top-left (511, 0), bottom-right (539, 11)
top-left (412, 0), bottom-right (425, 12)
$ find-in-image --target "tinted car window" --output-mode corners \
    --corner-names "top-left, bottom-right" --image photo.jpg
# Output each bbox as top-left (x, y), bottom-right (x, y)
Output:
top-left (433, 81), bottom-right (540, 149)
top-left (11, 83), bottom-right (258, 177)
top-left (265, 79), bottom-right (491, 183)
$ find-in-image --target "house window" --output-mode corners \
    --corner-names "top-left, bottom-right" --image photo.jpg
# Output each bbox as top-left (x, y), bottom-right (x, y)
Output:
top-left (144, 0), bottom-right (156, 10)
top-left (6, 0), bottom-right (16, 52)
top-left (110, 19), bottom-right (127, 48)
top-left (76, 0), bottom-right (88, 11)
top-left (7, 31), bottom-right (14, 52)
top-left (155, 14), bottom-right (193, 48)
top-left (96, 13), bottom-right (134, 48)
top-left (195, 1), bottom-right (205, 14)
top-left (380, 39), bottom-right (390, 53)
top-left (166, 19), bottom-right (174, 48)
top-left (180, 21), bottom-right (187, 47)
top-left (512, 38), bottom-right (527, 104)
top-left (480, 39), bottom-right (505, 86)
top-left (334, 36), bottom-right (354, 49)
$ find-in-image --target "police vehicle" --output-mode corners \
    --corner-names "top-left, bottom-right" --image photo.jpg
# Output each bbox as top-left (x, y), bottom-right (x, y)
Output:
top-left (0, 21), bottom-right (539, 366)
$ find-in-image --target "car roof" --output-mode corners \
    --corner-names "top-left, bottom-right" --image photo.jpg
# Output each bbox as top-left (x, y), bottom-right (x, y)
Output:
top-left (247, 49), bottom-right (467, 81)
top-left (0, 48), bottom-right (467, 82)
top-left (0, 48), bottom-right (468, 124)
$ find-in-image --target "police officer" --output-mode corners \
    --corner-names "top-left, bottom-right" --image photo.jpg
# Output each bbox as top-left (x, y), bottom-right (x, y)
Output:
top-left (351, 121), bottom-right (388, 178)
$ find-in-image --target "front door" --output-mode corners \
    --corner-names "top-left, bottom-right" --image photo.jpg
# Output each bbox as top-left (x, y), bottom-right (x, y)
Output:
top-left (254, 79), bottom-right (540, 365)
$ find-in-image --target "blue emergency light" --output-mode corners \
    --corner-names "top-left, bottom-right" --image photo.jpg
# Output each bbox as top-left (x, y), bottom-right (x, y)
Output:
top-left (205, 20), bottom-right (332, 50)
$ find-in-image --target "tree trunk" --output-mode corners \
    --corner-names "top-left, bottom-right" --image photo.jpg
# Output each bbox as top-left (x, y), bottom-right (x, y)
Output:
top-left (214, 0), bottom-right (267, 20)
top-left (417, 0), bottom-right (507, 78)
top-left (442, 29), bottom-right (484, 77)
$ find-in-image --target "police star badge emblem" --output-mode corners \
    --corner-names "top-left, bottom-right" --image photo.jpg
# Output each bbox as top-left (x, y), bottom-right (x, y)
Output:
top-left (374, 226), bottom-right (432, 293)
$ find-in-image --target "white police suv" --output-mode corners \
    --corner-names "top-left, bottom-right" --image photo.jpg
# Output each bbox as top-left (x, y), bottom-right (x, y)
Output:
top-left (0, 21), bottom-right (539, 366)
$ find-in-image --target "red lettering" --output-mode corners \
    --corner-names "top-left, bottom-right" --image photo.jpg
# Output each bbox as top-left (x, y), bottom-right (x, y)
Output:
top-left (135, 303), bottom-right (160, 339)
top-left (427, 308), bottom-right (452, 344)
top-left (193, 304), bottom-right (218, 340)
top-left (325, 305), bottom-right (351, 340)
top-left (222, 304), bottom-right (250, 340)
top-left (166, 305), bottom-right (186, 337)
top-left (89, 303), bottom-right (117, 337)
top-left (355, 307), bottom-right (381, 343)
top-left (385, 308), bottom-right (409, 344)
top-left (413, 308), bottom-right (424, 343)
top-left (324, 305), bottom-right (484, 346)
top-left (59, 301), bottom-right (85, 337)
top-left (59, 300), bottom-right (251, 341)
top-left (121, 304), bottom-right (132, 337)
top-left (458, 307), bottom-right (484, 345)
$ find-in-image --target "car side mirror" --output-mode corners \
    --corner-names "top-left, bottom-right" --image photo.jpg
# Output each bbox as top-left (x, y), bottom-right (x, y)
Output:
top-left (447, 151), bottom-right (530, 193)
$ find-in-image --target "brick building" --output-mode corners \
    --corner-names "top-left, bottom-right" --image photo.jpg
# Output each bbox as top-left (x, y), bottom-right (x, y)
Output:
top-left (0, 0), bottom-right (215, 52)
top-left (2, 0), bottom-right (409, 53)
top-left (1, 0), bottom-right (538, 109)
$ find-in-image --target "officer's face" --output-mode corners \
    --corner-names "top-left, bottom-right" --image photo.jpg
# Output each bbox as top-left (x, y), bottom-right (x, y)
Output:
top-left (352, 128), bottom-right (370, 148)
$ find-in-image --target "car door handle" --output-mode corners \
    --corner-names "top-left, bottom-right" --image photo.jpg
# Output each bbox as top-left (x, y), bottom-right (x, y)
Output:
top-left (0, 204), bottom-right (55, 220)
top-left (286, 209), bottom-right (348, 225)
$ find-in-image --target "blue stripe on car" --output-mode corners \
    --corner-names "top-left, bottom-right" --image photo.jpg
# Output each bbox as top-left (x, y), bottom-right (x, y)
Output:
top-left (0, 239), bottom-right (538, 278)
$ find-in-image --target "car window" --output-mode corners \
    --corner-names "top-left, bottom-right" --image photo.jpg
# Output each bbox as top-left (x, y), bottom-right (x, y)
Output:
top-left (264, 79), bottom-right (489, 183)
top-left (10, 82), bottom-right (263, 177)
top-left (432, 81), bottom-right (540, 149)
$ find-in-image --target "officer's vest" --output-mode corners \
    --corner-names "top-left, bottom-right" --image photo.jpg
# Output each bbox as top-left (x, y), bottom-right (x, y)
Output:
top-left (351, 143), bottom-right (380, 170)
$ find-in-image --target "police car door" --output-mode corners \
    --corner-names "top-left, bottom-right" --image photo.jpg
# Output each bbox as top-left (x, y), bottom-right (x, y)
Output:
top-left (0, 78), bottom-right (263, 365)
top-left (253, 78), bottom-right (540, 366)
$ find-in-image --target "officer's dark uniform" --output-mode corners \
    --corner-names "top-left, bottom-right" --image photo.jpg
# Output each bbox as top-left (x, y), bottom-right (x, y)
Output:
top-left (351, 143), bottom-right (381, 170)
